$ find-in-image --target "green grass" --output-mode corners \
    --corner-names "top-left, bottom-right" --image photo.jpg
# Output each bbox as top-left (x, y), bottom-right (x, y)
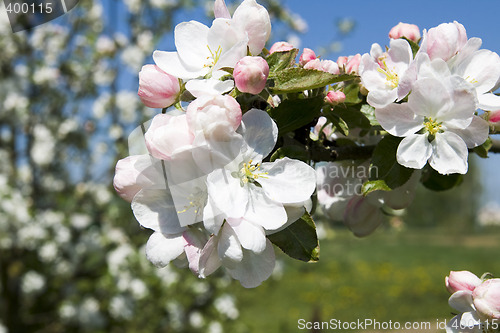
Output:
top-left (228, 227), bottom-right (500, 333)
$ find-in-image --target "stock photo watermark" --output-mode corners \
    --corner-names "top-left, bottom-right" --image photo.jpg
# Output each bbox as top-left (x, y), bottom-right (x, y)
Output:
top-left (3, 0), bottom-right (79, 32)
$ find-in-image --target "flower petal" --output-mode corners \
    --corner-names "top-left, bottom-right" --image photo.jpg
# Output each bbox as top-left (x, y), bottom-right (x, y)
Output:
top-left (131, 188), bottom-right (185, 234)
top-left (409, 77), bottom-right (453, 118)
top-left (478, 92), bottom-right (500, 111)
top-left (259, 157), bottom-right (316, 204)
top-left (217, 223), bottom-right (243, 268)
top-left (448, 115), bottom-right (489, 148)
top-left (227, 239), bottom-right (275, 288)
top-left (343, 196), bottom-right (384, 237)
top-left (153, 50), bottom-right (207, 79)
top-left (429, 131), bottom-right (468, 175)
top-left (396, 134), bottom-right (433, 169)
top-left (198, 235), bottom-right (222, 278)
top-left (238, 108), bottom-right (278, 161)
top-left (449, 290), bottom-right (475, 313)
top-left (229, 218), bottom-right (266, 253)
top-left (185, 79), bottom-right (234, 98)
top-left (183, 228), bottom-right (207, 274)
top-left (207, 168), bottom-right (248, 218)
top-left (145, 231), bottom-right (186, 268)
top-left (375, 103), bottom-right (424, 137)
top-left (175, 21), bottom-right (210, 66)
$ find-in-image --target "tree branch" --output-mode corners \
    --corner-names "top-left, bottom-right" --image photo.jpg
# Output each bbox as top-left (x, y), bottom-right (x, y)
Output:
top-left (309, 143), bottom-right (376, 162)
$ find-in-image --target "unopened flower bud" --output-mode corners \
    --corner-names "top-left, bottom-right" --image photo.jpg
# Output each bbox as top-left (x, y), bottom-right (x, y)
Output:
top-left (487, 110), bottom-right (500, 125)
top-left (138, 64), bottom-right (180, 108)
top-left (337, 56), bottom-right (348, 69)
top-left (345, 54), bottom-right (361, 74)
top-left (473, 279), bottom-right (500, 319)
top-left (389, 22), bottom-right (421, 42)
top-left (233, 56), bottom-right (269, 95)
top-left (304, 59), bottom-right (339, 75)
top-left (325, 91), bottom-right (346, 105)
top-left (299, 48), bottom-right (317, 66)
top-left (269, 41), bottom-right (294, 54)
top-left (445, 271), bottom-right (482, 294)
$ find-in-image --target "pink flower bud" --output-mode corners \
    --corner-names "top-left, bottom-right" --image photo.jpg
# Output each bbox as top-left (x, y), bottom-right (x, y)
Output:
top-left (473, 279), bottom-right (500, 319)
top-left (389, 22), bottom-right (421, 42)
top-left (299, 48), bottom-right (317, 66)
top-left (325, 91), bottom-right (346, 105)
top-left (233, 56), bottom-right (269, 95)
top-left (113, 155), bottom-right (160, 202)
top-left (145, 114), bottom-right (194, 160)
top-left (445, 271), bottom-right (482, 294)
top-left (138, 65), bottom-right (180, 109)
top-left (311, 116), bottom-right (334, 140)
top-left (423, 21), bottom-right (467, 61)
top-left (488, 110), bottom-right (500, 124)
top-left (304, 59), bottom-right (339, 75)
top-left (269, 41), bottom-right (294, 54)
top-left (345, 54), bottom-right (361, 74)
top-left (337, 56), bottom-right (348, 69)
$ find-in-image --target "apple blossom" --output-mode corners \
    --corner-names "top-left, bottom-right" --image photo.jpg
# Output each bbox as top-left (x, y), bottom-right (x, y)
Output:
top-left (389, 22), bottom-right (421, 42)
top-left (304, 59), bottom-right (340, 74)
top-left (138, 65), bottom-right (180, 108)
top-left (473, 279), bottom-right (500, 320)
top-left (345, 54), bottom-right (361, 74)
top-left (113, 155), bottom-right (162, 202)
top-left (310, 117), bottom-right (334, 141)
top-left (446, 271), bottom-right (482, 294)
top-left (375, 76), bottom-right (489, 174)
top-left (488, 110), bottom-right (500, 125)
top-left (144, 113), bottom-right (194, 160)
top-left (419, 21), bottom-right (468, 62)
top-left (325, 90), bottom-right (346, 105)
top-left (269, 41), bottom-right (294, 54)
top-left (233, 56), bottom-right (269, 94)
top-left (299, 48), bottom-right (317, 66)
top-left (447, 290), bottom-right (482, 333)
top-left (359, 38), bottom-right (414, 108)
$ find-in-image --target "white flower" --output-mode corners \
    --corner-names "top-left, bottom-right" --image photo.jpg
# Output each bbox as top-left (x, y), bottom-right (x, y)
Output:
top-left (446, 291), bottom-right (482, 333)
top-left (359, 38), bottom-right (414, 108)
top-left (375, 76), bottom-right (489, 175)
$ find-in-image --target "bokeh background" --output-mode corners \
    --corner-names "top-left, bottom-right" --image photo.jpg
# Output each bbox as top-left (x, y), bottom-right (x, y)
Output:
top-left (0, 0), bottom-right (499, 332)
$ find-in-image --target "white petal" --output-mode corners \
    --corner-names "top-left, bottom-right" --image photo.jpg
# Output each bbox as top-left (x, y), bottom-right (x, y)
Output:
top-left (397, 134), bottom-right (433, 169)
top-left (207, 168), bottom-right (248, 219)
top-left (229, 218), bottom-right (266, 253)
top-left (238, 109), bottom-right (278, 161)
top-left (454, 49), bottom-right (500, 95)
top-left (227, 239), bottom-right (275, 288)
top-left (232, 0), bottom-right (271, 55)
top-left (175, 21), bottom-right (210, 66)
top-left (153, 50), bottom-right (207, 79)
top-left (131, 189), bottom-right (185, 234)
top-left (213, 39), bottom-right (248, 74)
top-left (343, 196), bottom-right (384, 237)
top-left (429, 132), bottom-right (468, 175)
top-left (448, 116), bottom-right (489, 148)
top-left (217, 223), bottom-right (243, 268)
top-left (183, 229), bottom-right (207, 274)
top-left (367, 89), bottom-right (398, 109)
top-left (409, 77), bottom-right (453, 118)
top-left (449, 290), bottom-right (475, 313)
top-left (198, 235), bottom-right (222, 278)
top-left (203, 197), bottom-right (225, 235)
top-left (387, 38), bottom-right (412, 67)
top-left (145, 231), bottom-right (186, 268)
top-left (478, 92), bottom-right (500, 111)
top-left (185, 79), bottom-right (234, 97)
top-left (259, 157), bottom-right (316, 204)
top-left (244, 184), bottom-right (288, 230)
top-left (375, 103), bottom-right (424, 137)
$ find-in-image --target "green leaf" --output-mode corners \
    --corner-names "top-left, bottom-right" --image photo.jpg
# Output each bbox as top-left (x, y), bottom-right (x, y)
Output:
top-left (268, 213), bottom-right (320, 262)
top-left (473, 137), bottom-right (492, 158)
top-left (323, 112), bottom-right (349, 136)
top-left (343, 82), bottom-right (362, 104)
top-left (370, 135), bottom-right (414, 189)
top-left (270, 68), bottom-right (356, 94)
top-left (268, 95), bottom-right (324, 135)
top-left (270, 145), bottom-right (309, 162)
top-left (360, 104), bottom-right (379, 126)
top-left (362, 180), bottom-right (391, 196)
top-left (266, 49), bottom-right (299, 73)
top-left (333, 105), bottom-right (371, 130)
top-left (422, 167), bottom-right (463, 191)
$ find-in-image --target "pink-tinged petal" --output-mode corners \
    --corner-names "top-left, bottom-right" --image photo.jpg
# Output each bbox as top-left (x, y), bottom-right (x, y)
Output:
top-left (244, 184), bottom-right (287, 230)
top-left (153, 51), bottom-right (207, 80)
top-left (409, 77), bottom-right (453, 118)
top-left (113, 155), bottom-right (161, 202)
top-left (259, 157), bottom-right (316, 204)
top-left (429, 132), bottom-right (468, 175)
top-left (214, 0), bottom-right (231, 19)
top-left (227, 239), bottom-right (275, 288)
top-left (449, 290), bottom-right (475, 313)
top-left (217, 223), bottom-right (243, 268)
top-left (131, 189), bottom-right (185, 234)
top-left (174, 21), bottom-right (211, 66)
top-left (233, 56), bottom-right (269, 95)
top-left (232, 0), bottom-right (271, 55)
top-left (186, 94), bottom-right (242, 133)
top-left (228, 218), bottom-right (266, 253)
top-left (437, 76), bottom-right (476, 128)
top-left (389, 22), bottom-right (421, 42)
top-left (473, 278), bottom-right (500, 320)
top-left (145, 231), bottom-right (186, 268)
top-left (343, 196), bottom-right (383, 237)
top-left (198, 235), bottom-right (222, 278)
top-left (375, 103), bottom-right (424, 137)
top-left (478, 93), bottom-right (500, 111)
top-left (446, 271), bottom-right (482, 294)
top-left (138, 65), bottom-right (180, 109)
top-left (183, 228), bottom-right (207, 274)
top-left (208, 18), bottom-right (247, 59)
top-left (448, 116), bottom-right (489, 148)
top-left (397, 134), bottom-right (433, 170)
top-left (238, 109), bottom-right (278, 161)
